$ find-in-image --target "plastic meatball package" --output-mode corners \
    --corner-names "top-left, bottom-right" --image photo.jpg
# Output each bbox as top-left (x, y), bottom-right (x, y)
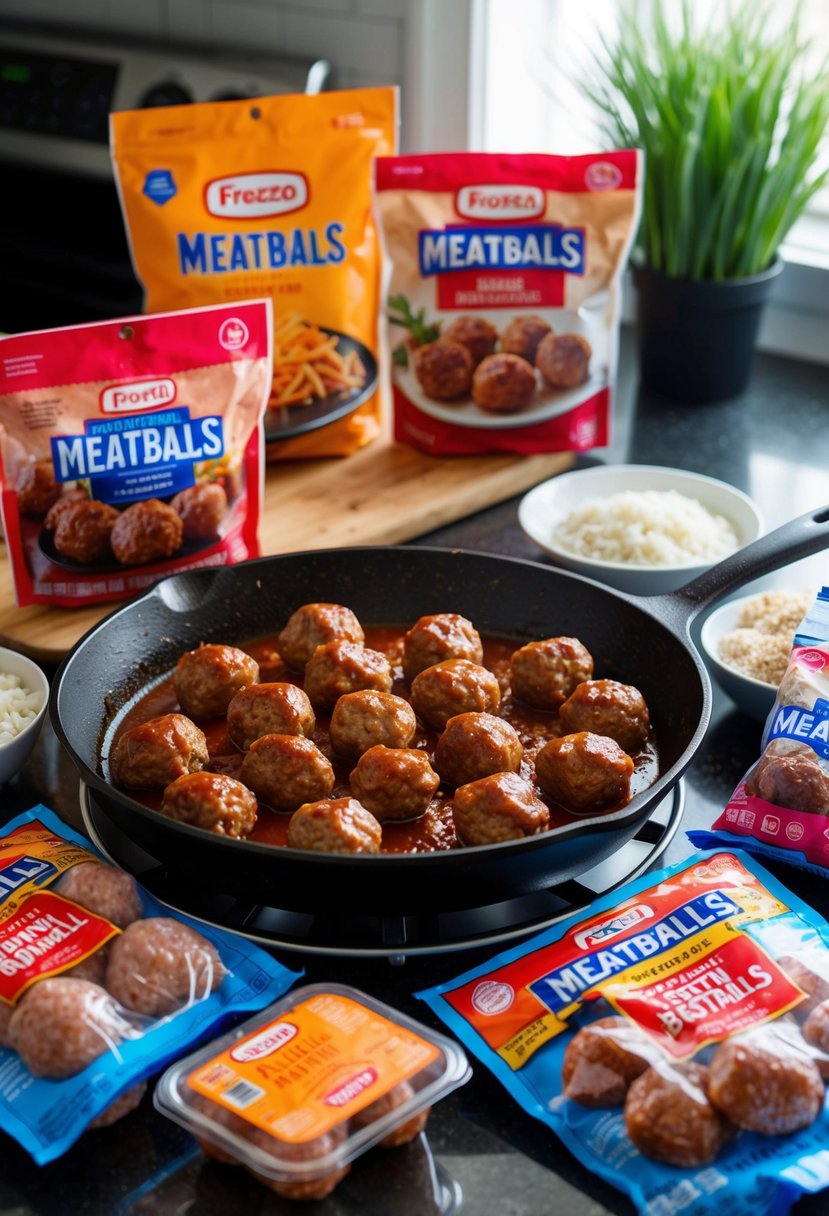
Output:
top-left (373, 150), bottom-right (642, 456)
top-left (689, 585), bottom-right (829, 873)
top-left (418, 849), bottom-right (829, 1216)
top-left (154, 981), bottom-right (471, 1201)
top-left (0, 297), bottom-right (272, 607)
top-left (0, 805), bottom-right (301, 1163)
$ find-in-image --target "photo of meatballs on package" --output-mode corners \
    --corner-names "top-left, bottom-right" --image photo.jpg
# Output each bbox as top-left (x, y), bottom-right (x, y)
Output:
top-left (0, 299), bottom-right (272, 607)
top-left (0, 805), bottom-right (300, 1164)
top-left (419, 850), bottom-right (829, 1216)
top-left (374, 151), bottom-right (642, 455)
top-left (690, 586), bottom-right (829, 875)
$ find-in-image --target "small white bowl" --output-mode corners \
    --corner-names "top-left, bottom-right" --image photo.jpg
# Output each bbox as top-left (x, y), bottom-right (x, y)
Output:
top-left (699, 594), bottom-right (788, 721)
top-left (518, 463), bottom-right (763, 596)
top-left (0, 645), bottom-right (49, 785)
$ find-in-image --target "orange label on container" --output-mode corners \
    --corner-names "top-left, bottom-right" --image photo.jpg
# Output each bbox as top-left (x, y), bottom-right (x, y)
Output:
top-left (188, 992), bottom-right (440, 1143)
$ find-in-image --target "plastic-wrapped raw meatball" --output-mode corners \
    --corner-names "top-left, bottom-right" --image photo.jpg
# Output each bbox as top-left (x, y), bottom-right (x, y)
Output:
top-left (286, 797), bottom-right (382, 854)
top-left (276, 602), bottom-right (365, 671)
top-left (500, 315), bottom-right (552, 364)
top-left (624, 1063), bottom-right (732, 1166)
top-left (510, 637), bottom-right (594, 710)
top-left (329, 689), bottom-right (416, 758)
top-left (109, 713), bottom-right (208, 790)
top-left (65, 950), bottom-right (109, 985)
top-left (304, 640), bottom-right (393, 710)
top-left (535, 731), bottom-right (634, 813)
top-left (54, 861), bottom-right (143, 928)
top-left (174, 643), bottom-right (259, 719)
top-left (777, 951), bottom-right (829, 1018)
top-left (410, 659), bottom-right (501, 731)
top-left (745, 749), bottom-right (829, 814)
top-left (161, 771), bottom-right (258, 838)
top-left (170, 482), bottom-right (228, 541)
top-left (110, 498), bottom-right (183, 566)
top-left (452, 771), bottom-right (549, 846)
top-left (349, 745), bottom-right (439, 821)
top-left (351, 1080), bottom-right (430, 1146)
top-left (14, 458), bottom-right (61, 516)
top-left (239, 733), bottom-right (334, 813)
top-left (412, 339), bottom-right (473, 401)
top-left (708, 1033), bottom-right (824, 1134)
top-left (559, 679), bottom-right (650, 754)
top-left (227, 682), bottom-right (315, 750)
top-left (402, 613), bottom-right (483, 683)
top-left (803, 1000), bottom-right (829, 1054)
top-left (105, 917), bottom-right (227, 1017)
top-left (562, 1016), bottom-right (650, 1107)
top-left (53, 499), bottom-right (119, 564)
top-left (442, 315), bottom-right (498, 367)
top-left (89, 1082), bottom-right (148, 1129)
top-left (8, 978), bottom-right (130, 1078)
top-left (435, 712), bottom-right (523, 786)
top-left (536, 331), bottom-right (592, 389)
top-left (471, 353), bottom-right (536, 414)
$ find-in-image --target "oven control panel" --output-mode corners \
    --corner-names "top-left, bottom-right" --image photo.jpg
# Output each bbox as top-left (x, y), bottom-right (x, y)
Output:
top-left (0, 25), bottom-right (329, 177)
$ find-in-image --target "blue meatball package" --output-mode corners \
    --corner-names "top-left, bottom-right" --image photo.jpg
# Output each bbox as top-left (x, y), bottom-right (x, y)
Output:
top-left (0, 804), bottom-right (301, 1163)
top-left (418, 849), bottom-right (829, 1216)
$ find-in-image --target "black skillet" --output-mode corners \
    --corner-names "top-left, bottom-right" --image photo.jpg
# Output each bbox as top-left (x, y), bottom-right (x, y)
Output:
top-left (51, 506), bottom-right (829, 915)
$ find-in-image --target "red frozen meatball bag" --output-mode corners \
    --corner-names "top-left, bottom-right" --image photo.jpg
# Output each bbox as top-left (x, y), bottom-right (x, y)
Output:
top-left (419, 850), bottom-right (829, 1216)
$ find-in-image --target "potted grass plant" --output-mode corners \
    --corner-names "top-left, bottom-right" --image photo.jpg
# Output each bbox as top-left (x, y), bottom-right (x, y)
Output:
top-left (585, 0), bottom-right (829, 402)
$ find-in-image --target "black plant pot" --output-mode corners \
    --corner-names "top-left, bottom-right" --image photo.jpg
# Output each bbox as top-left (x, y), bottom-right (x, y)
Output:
top-left (632, 259), bottom-right (783, 404)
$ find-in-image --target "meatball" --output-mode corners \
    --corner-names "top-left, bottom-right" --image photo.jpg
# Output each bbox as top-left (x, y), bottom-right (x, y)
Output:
top-left (412, 339), bottom-right (473, 400)
top-left (53, 499), bottom-right (120, 564)
top-left (536, 331), bottom-right (592, 389)
top-left (410, 659), bottom-right (501, 731)
top-left (708, 1034), bottom-right (824, 1134)
top-left (66, 950), bottom-right (109, 985)
top-left (402, 612), bottom-right (483, 683)
top-left (559, 679), bottom-right (650, 754)
top-left (44, 488), bottom-right (88, 529)
top-left (105, 917), bottom-right (227, 1017)
top-left (110, 498), bottom-right (183, 566)
top-left (500, 314), bottom-right (552, 364)
top-left (777, 952), bottom-right (829, 1019)
top-left (562, 1016), bottom-right (650, 1107)
top-left (89, 1081), bottom-right (147, 1130)
top-left (227, 682), bottom-right (315, 750)
top-left (535, 732), bottom-right (634, 813)
top-left (54, 861), bottom-right (143, 928)
top-left (286, 797), bottom-right (382, 854)
top-left (624, 1063), bottom-right (732, 1167)
top-left (351, 1080), bottom-right (430, 1147)
top-left (109, 713), bottom-right (208, 790)
top-left (8, 978), bottom-right (128, 1078)
top-left (442, 315), bottom-right (498, 367)
top-left (329, 689), bottom-right (416, 758)
top-left (14, 458), bottom-right (61, 516)
top-left (170, 482), bottom-right (228, 541)
top-left (239, 733), bottom-right (334, 813)
top-left (277, 602), bottom-right (365, 671)
top-left (803, 1000), bottom-right (829, 1054)
top-left (510, 637), bottom-right (594, 710)
top-left (349, 745), bottom-right (439, 821)
top-left (471, 353), bottom-right (536, 414)
top-left (174, 643), bottom-right (259, 719)
top-left (303, 640), bottom-right (393, 710)
top-left (452, 771), bottom-right (549, 846)
top-left (746, 749), bottom-right (829, 814)
top-left (435, 712), bottom-right (523, 786)
top-left (161, 771), bottom-right (258, 838)
top-left (0, 1002), bottom-right (13, 1048)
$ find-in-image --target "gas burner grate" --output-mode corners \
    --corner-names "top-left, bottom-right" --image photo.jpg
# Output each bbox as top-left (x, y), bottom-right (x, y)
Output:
top-left (80, 781), bottom-right (683, 960)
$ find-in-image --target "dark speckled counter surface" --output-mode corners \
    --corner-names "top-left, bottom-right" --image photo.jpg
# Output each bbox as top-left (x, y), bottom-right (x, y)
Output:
top-left (1, 329), bottom-right (828, 1215)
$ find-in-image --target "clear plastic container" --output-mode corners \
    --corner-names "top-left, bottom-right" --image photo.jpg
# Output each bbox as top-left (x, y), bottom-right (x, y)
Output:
top-left (154, 982), bottom-right (471, 1200)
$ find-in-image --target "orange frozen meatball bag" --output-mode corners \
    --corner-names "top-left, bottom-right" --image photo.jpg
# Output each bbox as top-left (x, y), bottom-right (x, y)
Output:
top-left (111, 88), bottom-right (397, 460)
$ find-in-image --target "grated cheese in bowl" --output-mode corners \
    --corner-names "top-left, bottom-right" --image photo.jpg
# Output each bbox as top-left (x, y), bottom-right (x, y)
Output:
top-left (0, 673), bottom-right (45, 746)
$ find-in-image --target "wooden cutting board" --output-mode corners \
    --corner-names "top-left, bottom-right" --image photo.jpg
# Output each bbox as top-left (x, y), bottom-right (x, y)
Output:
top-left (0, 437), bottom-right (571, 661)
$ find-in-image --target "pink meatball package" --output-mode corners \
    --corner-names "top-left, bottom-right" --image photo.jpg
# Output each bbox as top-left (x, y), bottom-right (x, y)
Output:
top-left (0, 297), bottom-right (272, 608)
top-left (374, 151), bottom-right (642, 455)
top-left (689, 585), bottom-right (829, 873)
top-left (0, 804), bottom-right (300, 1164)
top-left (418, 849), bottom-right (829, 1216)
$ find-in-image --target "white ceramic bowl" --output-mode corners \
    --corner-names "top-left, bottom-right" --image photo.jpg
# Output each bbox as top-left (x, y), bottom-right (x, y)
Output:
top-left (699, 593), bottom-right (791, 721)
top-left (0, 645), bottom-right (49, 785)
top-left (518, 463), bottom-right (763, 596)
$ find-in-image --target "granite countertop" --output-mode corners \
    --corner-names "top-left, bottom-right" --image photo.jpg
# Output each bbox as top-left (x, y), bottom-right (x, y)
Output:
top-left (1, 333), bottom-right (828, 1215)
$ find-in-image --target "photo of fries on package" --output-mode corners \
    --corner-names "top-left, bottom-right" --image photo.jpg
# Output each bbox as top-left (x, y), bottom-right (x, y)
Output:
top-left (0, 299), bottom-right (272, 608)
top-left (111, 87), bottom-right (397, 460)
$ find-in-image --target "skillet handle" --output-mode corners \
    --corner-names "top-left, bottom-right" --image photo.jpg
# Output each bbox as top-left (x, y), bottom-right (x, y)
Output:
top-left (643, 503), bottom-right (829, 635)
